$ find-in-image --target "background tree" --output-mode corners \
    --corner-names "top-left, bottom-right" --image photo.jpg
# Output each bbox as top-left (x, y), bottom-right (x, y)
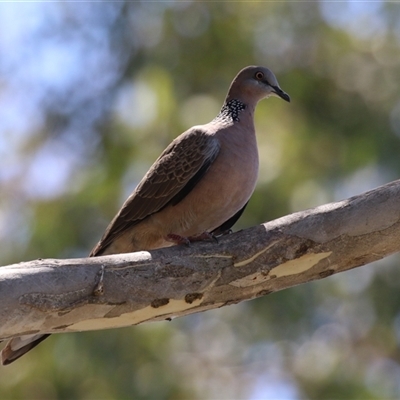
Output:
top-left (0, 2), bottom-right (400, 399)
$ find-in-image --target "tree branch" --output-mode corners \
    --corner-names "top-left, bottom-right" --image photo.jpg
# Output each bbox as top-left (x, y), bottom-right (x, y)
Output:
top-left (1, 179), bottom-right (400, 341)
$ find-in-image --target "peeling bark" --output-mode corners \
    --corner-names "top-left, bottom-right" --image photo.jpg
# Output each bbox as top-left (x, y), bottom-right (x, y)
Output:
top-left (1, 179), bottom-right (400, 341)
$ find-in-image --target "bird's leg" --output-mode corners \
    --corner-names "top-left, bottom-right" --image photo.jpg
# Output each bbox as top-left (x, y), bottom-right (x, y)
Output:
top-left (166, 233), bottom-right (191, 246)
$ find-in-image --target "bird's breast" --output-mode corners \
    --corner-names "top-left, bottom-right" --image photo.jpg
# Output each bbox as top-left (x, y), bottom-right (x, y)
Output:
top-left (174, 130), bottom-right (259, 235)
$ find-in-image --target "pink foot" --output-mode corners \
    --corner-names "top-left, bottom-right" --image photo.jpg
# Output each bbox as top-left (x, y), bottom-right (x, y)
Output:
top-left (166, 234), bottom-right (191, 246)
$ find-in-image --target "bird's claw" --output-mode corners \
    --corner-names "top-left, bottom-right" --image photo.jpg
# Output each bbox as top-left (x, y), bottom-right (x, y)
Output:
top-left (188, 232), bottom-right (218, 243)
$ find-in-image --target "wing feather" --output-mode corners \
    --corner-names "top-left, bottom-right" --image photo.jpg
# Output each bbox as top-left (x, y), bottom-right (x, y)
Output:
top-left (90, 128), bottom-right (220, 256)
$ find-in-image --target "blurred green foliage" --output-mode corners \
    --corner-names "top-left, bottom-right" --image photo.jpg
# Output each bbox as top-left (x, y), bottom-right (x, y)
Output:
top-left (1, 1), bottom-right (400, 399)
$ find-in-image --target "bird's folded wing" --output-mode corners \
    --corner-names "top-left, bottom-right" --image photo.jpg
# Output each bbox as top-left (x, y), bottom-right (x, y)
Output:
top-left (90, 128), bottom-right (221, 256)
top-left (211, 202), bottom-right (248, 236)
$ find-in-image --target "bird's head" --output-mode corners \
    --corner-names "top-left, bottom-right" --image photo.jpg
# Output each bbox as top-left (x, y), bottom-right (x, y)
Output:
top-left (227, 66), bottom-right (290, 104)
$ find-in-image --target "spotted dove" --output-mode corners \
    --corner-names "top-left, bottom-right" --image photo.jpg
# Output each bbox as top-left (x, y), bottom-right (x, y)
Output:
top-left (1, 65), bottom-right (290, 365)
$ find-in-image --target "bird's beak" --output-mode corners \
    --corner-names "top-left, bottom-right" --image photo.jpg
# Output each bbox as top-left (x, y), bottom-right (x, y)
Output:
top-left (271, 85), bottom-right (291, 102)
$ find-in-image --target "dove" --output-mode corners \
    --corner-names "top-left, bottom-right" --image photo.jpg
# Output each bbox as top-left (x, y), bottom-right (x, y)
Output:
top-left (1, 65), bottom-right (289, 365)
top-left (91, 65), bottom-right (290, 255)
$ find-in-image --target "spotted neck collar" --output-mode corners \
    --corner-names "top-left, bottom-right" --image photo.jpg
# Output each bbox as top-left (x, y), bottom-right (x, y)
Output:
top-left (214, 99), bottom-right (246, 123)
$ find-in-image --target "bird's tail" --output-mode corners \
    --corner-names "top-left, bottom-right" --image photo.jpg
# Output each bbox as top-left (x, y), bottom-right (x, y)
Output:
top-left (1, 334), bottom-right (51, 365)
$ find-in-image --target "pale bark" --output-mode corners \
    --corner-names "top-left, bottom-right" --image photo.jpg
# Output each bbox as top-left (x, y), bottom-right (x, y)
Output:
top-left (1, 179), bottom-right (400, 341)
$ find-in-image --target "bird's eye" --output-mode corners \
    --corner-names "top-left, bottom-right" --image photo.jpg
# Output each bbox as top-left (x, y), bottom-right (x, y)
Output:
top-left (255, 71), bottom-right (264, 80)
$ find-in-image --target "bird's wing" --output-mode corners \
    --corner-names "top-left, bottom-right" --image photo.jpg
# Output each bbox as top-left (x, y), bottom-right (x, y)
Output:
top-left (90, 128), bottom-right (221, 256)
top-left (211, 202), bottom-right (248, 236)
